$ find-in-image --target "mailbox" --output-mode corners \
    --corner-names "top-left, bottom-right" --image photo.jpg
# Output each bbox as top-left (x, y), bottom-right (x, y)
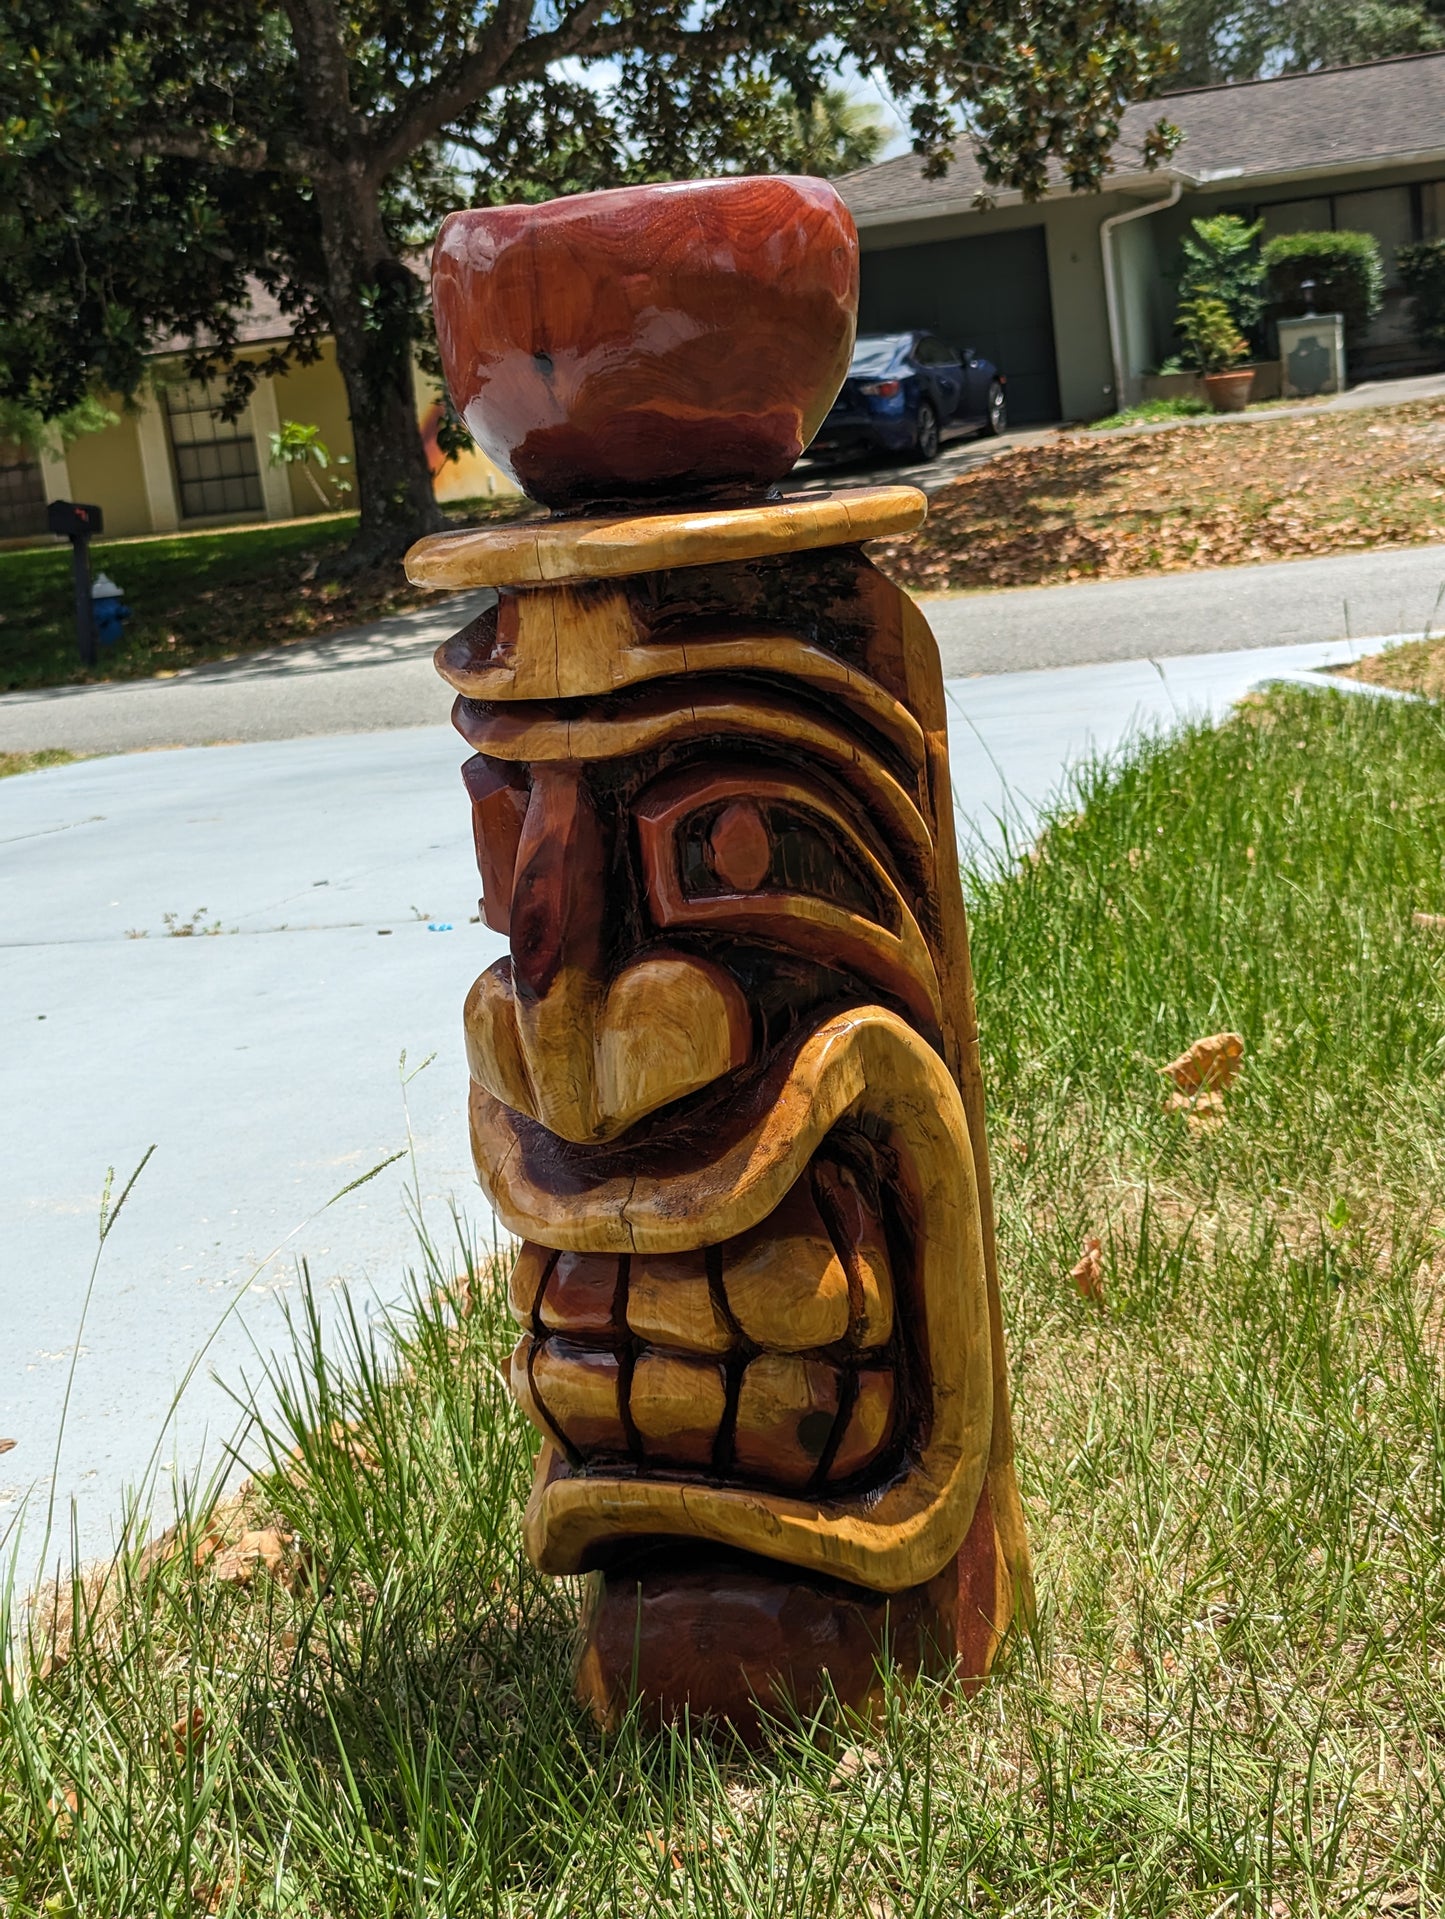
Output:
top-left (47, 499), bottom-right (105, 540)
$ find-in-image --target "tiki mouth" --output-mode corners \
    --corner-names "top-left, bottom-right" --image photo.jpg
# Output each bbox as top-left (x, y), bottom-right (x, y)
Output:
top-left (477, 1006), bottom-right (995, 1595)
top-left (507, 1135), bottom-right (908, 1500)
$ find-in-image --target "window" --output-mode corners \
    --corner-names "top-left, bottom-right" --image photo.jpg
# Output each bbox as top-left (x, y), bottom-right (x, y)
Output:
top-left (0, 442), bottom-right (48, 541)
top-left (1335, 187), bottom-right (1416, 289)
top-left (164, 380), bottom-right (264, 520)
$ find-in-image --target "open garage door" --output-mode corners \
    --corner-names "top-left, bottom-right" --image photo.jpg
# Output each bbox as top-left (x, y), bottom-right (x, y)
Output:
top-left (858, 225), bottom-right (1060, 425)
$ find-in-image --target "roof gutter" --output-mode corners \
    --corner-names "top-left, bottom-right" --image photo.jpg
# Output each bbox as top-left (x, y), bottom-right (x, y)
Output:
top-left (1100, 177), bottom-right (1183, 409)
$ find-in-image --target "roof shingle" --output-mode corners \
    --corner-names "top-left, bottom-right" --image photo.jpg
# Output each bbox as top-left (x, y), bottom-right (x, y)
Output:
top-left (839, 49), bottom-right (1445, 219)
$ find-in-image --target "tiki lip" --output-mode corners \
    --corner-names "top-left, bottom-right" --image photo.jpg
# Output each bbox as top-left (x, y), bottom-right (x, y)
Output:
top-left (430, 176), bottom-right (859, 511)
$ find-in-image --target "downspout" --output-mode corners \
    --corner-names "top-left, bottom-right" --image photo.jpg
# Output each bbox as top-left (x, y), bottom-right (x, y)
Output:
top-left (1100, 177), bottom-right (1183, 410)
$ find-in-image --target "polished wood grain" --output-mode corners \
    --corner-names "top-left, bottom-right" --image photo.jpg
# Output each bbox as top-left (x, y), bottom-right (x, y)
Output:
top-left (432, 177), bottom-right (858, 509)
top-left (405, 485), bottom-right (925, 589)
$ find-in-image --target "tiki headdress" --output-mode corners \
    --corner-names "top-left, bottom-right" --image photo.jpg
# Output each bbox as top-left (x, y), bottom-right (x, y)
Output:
top-left (407, 176), bottom-right (1031, 1732)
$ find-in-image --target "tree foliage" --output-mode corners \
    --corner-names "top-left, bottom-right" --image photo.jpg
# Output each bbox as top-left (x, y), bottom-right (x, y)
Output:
top-left (1159, 0), bottom-right (1443, 88)
top-left (1, 0), bottom-right (1181, 561)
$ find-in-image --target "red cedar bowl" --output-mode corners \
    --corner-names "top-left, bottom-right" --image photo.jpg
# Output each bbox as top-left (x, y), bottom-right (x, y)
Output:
top-left (431, 176), bottom-right (859, 512)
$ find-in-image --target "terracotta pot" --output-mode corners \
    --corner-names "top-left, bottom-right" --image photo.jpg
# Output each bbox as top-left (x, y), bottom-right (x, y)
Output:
top-left (1203, 368), bottom-right (1254, 413)
top-left (431, 177), bottom-right (859, 511)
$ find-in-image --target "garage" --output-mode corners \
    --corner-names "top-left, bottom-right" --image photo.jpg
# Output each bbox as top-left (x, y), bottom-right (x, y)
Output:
top-left (857, 225), bottom-right (1061, 425)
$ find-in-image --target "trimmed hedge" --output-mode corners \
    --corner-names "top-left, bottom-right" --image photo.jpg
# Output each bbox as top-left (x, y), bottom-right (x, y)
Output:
top-left (1261, 230), bottom-right (1385, 344)
top-left (1398, 240), bottom-right (1445, 349)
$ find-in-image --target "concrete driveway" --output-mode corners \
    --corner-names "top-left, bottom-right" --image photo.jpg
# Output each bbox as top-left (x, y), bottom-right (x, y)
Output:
top-left (1, 634), bottom-right (1374, 1576)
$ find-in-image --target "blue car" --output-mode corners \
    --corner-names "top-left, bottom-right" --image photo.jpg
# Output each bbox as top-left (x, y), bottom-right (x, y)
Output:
top-left (809, 331), bottom-right (1008, 464)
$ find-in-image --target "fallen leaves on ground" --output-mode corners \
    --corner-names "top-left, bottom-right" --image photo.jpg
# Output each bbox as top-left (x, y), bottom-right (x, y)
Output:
top-left (1069, 1235), bottom-right (1106, 1307)
top-left (1412, 910), bottom-right (1445, 933)
top-left (870, 401), bottom-right (1445, 594)
top-left (0, 1437), bottom-right (15, 1454)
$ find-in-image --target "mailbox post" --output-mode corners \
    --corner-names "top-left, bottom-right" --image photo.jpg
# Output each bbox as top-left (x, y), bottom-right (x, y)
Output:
top-left (47, 500), bottom-right (105, 667)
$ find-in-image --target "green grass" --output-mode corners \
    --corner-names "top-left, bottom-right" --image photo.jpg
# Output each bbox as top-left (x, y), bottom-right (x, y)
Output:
top-left (0, 518), bottom-right (360, 692)
top-left (1088, 396), bottom-right (1210, 430)
top-left (0, 750), bottom-right (80, 779)
top-left (4, 683), bottom-right (1445, 1914)
top-left (0, 497), bottom-right (525, 694)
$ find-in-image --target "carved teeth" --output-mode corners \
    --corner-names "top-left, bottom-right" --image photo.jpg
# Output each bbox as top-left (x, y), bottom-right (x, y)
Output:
top-left (627, 1250), bottom-right (731, 1353)
top-left (720, 1178), bottom-right (850, 1350)
top-left (506, 1142), bottom-right (902, 1487)
top-left (526, 1337), bottom-right (624, 1453)
top-left (630, 1351), bottom-right (728, 1467)
top-left (829, 1367), bottom-right (896, 1481)
top-left (539, 1249), bottom-right (621, 1337)
top-left (732, 1353), bottom-right (840, 1487)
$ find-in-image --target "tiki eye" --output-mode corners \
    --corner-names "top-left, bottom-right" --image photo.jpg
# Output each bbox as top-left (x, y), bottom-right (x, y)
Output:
top-left (679, 797), bottom-right (891, 925)
top-left (707, 801), bottom-right (771, 891)
top-left (462, 753), bottom-right (530, 934)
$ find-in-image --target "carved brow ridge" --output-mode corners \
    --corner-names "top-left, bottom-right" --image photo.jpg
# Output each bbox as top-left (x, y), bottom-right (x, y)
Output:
top-left (452, 683), bottom-right (938, 883)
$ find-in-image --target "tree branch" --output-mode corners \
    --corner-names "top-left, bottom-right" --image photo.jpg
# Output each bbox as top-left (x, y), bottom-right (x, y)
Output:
top-left (127, 125), bottom-right (339, 176)
top-left (364, 0), bottom-right (539, 177)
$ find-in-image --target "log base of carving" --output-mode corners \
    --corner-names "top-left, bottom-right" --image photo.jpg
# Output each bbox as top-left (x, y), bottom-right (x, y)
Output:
top-left (410, 473), bottom-right (1032, 1735)
top-left (577, 1478), bottom-right (1009, 1738)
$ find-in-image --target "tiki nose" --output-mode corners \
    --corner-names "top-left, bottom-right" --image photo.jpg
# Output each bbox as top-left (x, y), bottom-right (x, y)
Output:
top-left (466, 764), bottom-right (752, 1142)
top-left (508, 764), bottom-right (605, 1005)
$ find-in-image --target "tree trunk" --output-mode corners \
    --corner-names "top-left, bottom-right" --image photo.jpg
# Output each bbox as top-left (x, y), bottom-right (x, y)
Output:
top-left (313, 172), bottom-right (444, 572)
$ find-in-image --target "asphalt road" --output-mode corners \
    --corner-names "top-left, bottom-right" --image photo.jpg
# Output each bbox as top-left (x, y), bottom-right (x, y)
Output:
top-left (3, 542), bottom-right (1442, 756)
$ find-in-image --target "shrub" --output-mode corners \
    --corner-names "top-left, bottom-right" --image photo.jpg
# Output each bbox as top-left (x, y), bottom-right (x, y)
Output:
top-left (1177, 213), bottom-right (1266, 330)
top-left (1398, 239), bottom-right (1445, 349)
top-left (1177, 296), bottom-right (1249, 374)
top-left (1261, 230), bottom-right (1385, 344)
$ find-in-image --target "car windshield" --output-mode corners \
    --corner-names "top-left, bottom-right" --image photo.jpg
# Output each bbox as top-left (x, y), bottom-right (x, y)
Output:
top-left (848, 335), bottom-right (908, 377)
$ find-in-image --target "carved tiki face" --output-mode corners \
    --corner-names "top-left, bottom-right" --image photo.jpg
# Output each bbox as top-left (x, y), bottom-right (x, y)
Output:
top-left (435, 541), bottom-right (1027, 1704)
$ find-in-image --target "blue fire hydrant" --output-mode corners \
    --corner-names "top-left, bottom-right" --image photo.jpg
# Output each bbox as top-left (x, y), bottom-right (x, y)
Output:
top-left (91, 573), bottom-right (132, 647)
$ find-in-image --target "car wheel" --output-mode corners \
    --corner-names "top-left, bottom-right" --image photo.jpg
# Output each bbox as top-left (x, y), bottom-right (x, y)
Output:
top-left (912, 401), bottom-right (940, 461)
top-left (986, 381), bottom-right (1008, 436)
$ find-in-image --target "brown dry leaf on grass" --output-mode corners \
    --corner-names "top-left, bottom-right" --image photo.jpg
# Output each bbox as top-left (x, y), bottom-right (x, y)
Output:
top-left (194, 1525), bottom-right (293, 1589)
top-left (0, 1437), bottom-right (15, 1454)
top-left (1070, 1235), bottom-right (1106, 1307)
top-left (172, 1706), bottom-right (207, 1756)
top-left (1161, 1032), bottom-right (1244, 1126)
top-left (828, 1744), bottom-right (884, 1790)
top-left (1413, 911), bottom-right (1445, 934)
top-left (870, 400), bottom-right (1445, 596)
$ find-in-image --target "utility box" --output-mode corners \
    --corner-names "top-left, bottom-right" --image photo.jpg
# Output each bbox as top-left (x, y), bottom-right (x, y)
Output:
top-left (1278, 313), bottom-right (1345, 399)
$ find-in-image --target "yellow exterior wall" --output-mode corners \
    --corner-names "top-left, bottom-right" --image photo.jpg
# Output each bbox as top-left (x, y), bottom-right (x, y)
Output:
top-left (63, 399), bottom-right (153, 539)
top-left (270, 340), bottom-right (358, 516)
top-left (25, 338), bottom-right (521, 544)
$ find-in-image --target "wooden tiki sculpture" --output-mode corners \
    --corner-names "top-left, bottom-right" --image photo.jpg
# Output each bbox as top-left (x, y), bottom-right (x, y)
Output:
top-left (406, 175), bottom-right (1032, 1735)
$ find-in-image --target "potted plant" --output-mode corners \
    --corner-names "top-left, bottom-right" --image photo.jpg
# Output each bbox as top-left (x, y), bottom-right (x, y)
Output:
top-left (1178, 296), bottom-right (1253, 411)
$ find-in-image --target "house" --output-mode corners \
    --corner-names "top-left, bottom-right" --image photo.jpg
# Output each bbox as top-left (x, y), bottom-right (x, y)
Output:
top-left (836, 50), bottom-right (1445, 422)
top-left (0, 279), bottom-right (518, 545)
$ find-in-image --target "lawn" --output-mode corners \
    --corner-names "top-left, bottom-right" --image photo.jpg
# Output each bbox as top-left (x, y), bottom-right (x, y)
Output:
top-left (873, 396), bottom-right (1445, 593)
top-left (0, 501), bottom-right (527, 695)
top-left (4, 682), bottom-right (1444, 1914)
